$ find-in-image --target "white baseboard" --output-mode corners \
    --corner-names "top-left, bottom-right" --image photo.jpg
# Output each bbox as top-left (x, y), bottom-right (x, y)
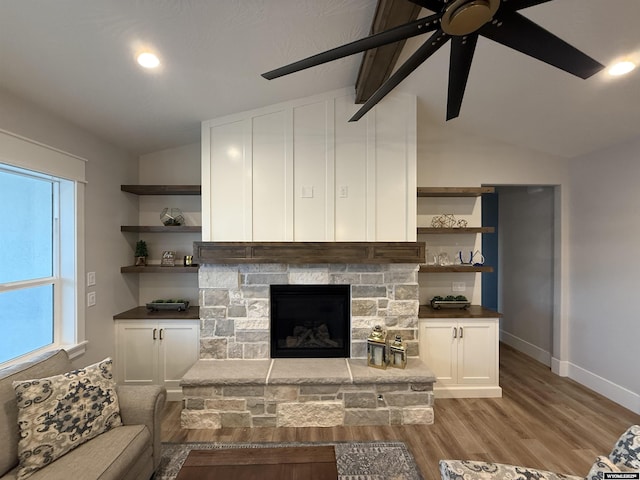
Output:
top-left (551, 357), bottom-right (569, 377)
top-left (500, 330), bottom-right (551, 366)
top-left (567, 362), bottom-right (640, 415)
top-left (434, 385), bottom-right (502, 399)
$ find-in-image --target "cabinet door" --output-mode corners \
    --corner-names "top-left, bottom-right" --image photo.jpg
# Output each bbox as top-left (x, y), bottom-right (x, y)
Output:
top-left (115, 321), bottom-right (158, 385)
top-left (157, 320), bottom-right (199, 392)
top-left (419, 320), bottom-right (457, 385)
top-left (457, 320), bottom-right (497, 385)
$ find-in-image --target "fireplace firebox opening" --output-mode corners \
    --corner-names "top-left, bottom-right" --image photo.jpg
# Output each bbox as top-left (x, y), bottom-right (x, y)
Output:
top-left (270, 284), bottom-right (350, 358)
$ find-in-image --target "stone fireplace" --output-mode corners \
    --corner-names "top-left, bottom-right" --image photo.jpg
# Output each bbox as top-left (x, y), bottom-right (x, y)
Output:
top-left (195, 241), bottom-right (426, 360)
top-left (180, 242), bottom-right (435, 430)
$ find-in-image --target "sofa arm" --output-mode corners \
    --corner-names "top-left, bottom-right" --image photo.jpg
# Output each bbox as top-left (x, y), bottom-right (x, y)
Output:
top-left (116, 385), bottom-right (166, 470)
top-left (439, 460), bottom-right (583, 480)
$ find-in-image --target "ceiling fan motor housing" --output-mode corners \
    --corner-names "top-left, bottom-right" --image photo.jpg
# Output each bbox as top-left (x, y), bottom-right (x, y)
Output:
top-left (441, 0), bottom-right (501, 36)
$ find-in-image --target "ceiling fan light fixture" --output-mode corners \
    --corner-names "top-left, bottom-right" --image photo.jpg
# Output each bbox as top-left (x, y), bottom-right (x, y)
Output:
top-left (441, 0), bottom-right (501, 36)
top-left (608, 60), bottom-right (636, 77)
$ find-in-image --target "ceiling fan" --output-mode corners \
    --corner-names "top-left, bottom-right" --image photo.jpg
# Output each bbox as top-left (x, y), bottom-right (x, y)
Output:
top-left (262, 0), bottom-right (604, 121)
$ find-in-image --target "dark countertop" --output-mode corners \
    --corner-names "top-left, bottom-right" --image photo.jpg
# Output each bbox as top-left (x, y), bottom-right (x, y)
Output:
top-left (419, 304), bottom-right (502, 318)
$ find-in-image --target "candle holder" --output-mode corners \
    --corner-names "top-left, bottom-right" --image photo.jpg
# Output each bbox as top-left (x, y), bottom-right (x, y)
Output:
top-left (389, 334), bottom-right (407, 369)
top-left (367, 325), bottom-right (387, 369)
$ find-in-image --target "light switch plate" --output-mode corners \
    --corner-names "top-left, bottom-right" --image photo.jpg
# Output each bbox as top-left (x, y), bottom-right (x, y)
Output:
top-left (87, 271), bottom-right (96, 286)
top-left (87, 291), bottom-right (96, 307)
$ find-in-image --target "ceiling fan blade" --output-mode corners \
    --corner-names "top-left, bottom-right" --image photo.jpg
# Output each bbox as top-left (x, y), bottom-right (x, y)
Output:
top-left (447, 34), bottom-right (478, 120)
top-left (262, 14), bottom-right (440, 80)
top-left (506, 0), bottom-right (554, 11)
top-left (479, 9), bottom-right (604, 79)
top-left (407, 0), bottom-right (444, 14)
top-left (350, 29), bottom-right (450, 122)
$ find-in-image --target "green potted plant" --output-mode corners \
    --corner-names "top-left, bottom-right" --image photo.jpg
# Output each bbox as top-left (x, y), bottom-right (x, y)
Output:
top-left (135, 240), bottom-right (149, 266)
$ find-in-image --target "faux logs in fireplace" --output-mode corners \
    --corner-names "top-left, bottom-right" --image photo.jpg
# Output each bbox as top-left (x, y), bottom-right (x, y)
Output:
top-left (270, 284), bottom-right (350, 358)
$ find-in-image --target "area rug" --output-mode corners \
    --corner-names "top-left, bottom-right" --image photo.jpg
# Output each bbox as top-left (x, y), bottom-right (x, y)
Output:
top-left (156, 441), bottom-right (424, 480)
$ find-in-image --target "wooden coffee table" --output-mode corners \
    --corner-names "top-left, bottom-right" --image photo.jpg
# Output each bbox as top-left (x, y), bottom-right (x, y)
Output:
top-left (175, 445), bottom-right (338, 480)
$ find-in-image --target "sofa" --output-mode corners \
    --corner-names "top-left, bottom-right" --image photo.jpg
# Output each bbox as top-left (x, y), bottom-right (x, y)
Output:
top-left (0, 349), bottom-right (166, 480)
top-left (440, 424), bottom-right (640, 480)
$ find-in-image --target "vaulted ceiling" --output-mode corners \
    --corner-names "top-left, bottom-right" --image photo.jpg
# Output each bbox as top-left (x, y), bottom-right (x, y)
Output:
top-left (0, 0), bottom-right (638, 158)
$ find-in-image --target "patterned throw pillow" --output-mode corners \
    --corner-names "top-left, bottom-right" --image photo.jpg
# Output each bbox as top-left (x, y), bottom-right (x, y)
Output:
top-left (12, 358), bottom-right (122, 480)
top-left (585, 456), bottom-right (621, 480)
top-left (609, 425), bottom-right (640, 471)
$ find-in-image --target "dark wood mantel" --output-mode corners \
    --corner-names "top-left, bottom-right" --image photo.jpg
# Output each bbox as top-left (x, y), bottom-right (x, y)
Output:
top-left (194, 242), bottom-right (425, 264)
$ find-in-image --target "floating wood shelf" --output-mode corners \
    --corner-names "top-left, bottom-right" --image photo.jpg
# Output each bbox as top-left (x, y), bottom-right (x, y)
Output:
top-left (419, 265), bottom-right (494, 273)
top-left (120, 226), bottom-right (202, 233)
top-left (120, 265), bottom-right (199, 273)
top-left (121, 185), bottom-right (201, 195)
top-left (417, 186), bottom-right (495, 197)
top-left (417, 227), bottom-right (495, 234)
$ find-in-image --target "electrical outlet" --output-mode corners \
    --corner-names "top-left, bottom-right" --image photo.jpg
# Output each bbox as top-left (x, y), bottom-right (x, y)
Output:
top-left (87, 291), bottom-right (96, 307)
top-left (87, 271), bottom-right (96, 286)
top-left (452, 282), bottom-right (466, 292)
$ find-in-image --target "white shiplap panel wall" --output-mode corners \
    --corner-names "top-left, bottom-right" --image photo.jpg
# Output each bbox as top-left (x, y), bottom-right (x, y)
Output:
top-left (202, 88), bottom-right (416, 242)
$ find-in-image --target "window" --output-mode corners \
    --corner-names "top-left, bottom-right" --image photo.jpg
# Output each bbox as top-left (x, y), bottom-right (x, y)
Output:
top-left (0, 129), bottom-right (86, 366)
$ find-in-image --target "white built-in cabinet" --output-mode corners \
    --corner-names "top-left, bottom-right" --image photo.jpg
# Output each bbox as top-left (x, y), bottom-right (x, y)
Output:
top-left (201, 88), bottom-right (417, 242)
top-left (419, 316), bottom-right (501, 398)
top-left (115, 319), bottom-right (199, 401)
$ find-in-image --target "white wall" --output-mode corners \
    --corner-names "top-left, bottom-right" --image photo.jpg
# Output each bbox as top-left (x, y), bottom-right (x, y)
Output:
top-left (0, 88), bottom-right (138, 367)
top-left (568, 136), bottom-right (640, 413)
top-left (137, 143), bottom-right (201, 304)
top-left (202, 89), bottom-right (417, 242)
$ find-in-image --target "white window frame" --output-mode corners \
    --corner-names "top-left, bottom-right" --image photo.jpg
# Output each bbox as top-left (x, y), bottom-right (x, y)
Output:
top-left (0, 129), bottom-right (87, 366)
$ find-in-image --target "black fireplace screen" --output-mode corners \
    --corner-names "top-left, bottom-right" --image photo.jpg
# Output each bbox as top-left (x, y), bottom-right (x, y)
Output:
top-left (270, 284), bottom-right (350, 358)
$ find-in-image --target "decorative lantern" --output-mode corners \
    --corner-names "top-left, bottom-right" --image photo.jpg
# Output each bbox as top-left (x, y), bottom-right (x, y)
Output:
top-left (389, 334), bottom-right (407, 369)
top-left (367, 325), bottom-right (387, 369)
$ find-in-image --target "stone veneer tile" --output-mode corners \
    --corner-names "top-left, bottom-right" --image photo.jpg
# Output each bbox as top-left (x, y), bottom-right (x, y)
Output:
top-left (330, 273), bottom-right (361, 284)
top-left (235, 318), bottom-right (269, 330)
top-left (247, 299), bottom-right (269, 318)
top-left (240, 286), bottom-right (270, 298)
top-left (200, 307), bottom-right (227, 320)
top-left (227, 305), bottom-right (247, 317)
top-left (387, 300), bottom-right (419, 316)
top-left (384, 392), bottom-right (432, 407)
top-left (265, 386), bottom-right (299, 401)
top-left (243, 342), bottom-right (269, 359)
top-left (277, 402), bottom-right (344, 427)
top-left (299, 385), bottom-right (340, 395)
top-left (351, 285), bottom-right (387, 298)
top-left (224, 385), bottom-right (265, 397)
top-left (221, 412), bottom-right (252, 428)
top-left (203, 289), bottom-right (230, 306)
top-left (289, 271), bottom-right (329, 284)
top-left (351, 299), bottom-right (377, 316)
top-left (199, 269), bottom-right (239, 289)
top-left (215, 319), bottom-right (235, 337)
top-left (348, 358), bottom-right (436, 384)
top-left (245, 273), bottom-right (288, 285)
top-left (181, 410), bottom-right (221, 429)
top-left (344, 409), bottom-right (390, 426)
top-left (253, 416), bottom-right (277, 427)
top-left (343, 392), bottom-right (377, 409)
top-left (205, 398), bottom-right (247, 411)
top-left (402, 407), bottom-right (434, 425)
top-left (236, 331), bottom-right (269, 343)
top-left (200, 338), bottom-right (228, 358)
top-left (394, 284), bottom-right (419, 300)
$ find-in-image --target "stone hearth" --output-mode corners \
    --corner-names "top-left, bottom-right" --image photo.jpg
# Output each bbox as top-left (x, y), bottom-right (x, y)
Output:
top-left (181, 357), bottom-right (435, 429)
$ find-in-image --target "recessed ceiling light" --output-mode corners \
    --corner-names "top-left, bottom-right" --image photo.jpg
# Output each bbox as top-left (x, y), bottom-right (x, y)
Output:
top-left (137, 52), bottom-right (160, 69)
top-left (608, 61), bottom-right (636, 76)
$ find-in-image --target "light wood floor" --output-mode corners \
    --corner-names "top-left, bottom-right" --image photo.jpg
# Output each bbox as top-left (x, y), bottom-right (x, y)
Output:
top-left (161, 344), bottom-right (640, 479)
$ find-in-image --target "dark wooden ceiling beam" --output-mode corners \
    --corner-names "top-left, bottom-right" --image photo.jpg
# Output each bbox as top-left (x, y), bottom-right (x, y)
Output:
top-left (355, 0), bottom-right (423, 104)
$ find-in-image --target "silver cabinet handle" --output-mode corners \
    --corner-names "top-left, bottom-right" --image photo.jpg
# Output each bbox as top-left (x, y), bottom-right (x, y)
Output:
top-left (152, 328), bottom-right (157, 340)
top-left (453, 327), bottom-right (457, 339)
top-left (459, 327), bottom-right (463, 339)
